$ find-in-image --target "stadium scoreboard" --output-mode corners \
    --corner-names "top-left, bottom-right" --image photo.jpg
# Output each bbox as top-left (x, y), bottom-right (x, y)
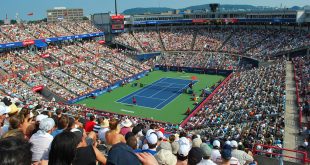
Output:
top-left (111, 15), bottom-right (124, 32)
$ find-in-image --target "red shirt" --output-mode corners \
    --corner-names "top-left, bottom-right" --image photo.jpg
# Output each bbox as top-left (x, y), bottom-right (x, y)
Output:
top-left (85, 121), bottom-right (96, 132)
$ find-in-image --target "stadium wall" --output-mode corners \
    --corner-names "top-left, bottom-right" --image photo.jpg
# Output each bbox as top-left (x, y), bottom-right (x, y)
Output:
top-left (155, 65), bottom-right (233, 75)
top-left (136, 52), bottom-right (161, 61)
top-left (129, 24), bottom-right (310, 32)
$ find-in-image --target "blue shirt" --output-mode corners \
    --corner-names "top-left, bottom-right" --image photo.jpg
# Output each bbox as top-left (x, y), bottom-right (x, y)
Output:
top-left (51, 129), bottom-right (63, 137)
top-left (139, 149), bottom-right (157, 155)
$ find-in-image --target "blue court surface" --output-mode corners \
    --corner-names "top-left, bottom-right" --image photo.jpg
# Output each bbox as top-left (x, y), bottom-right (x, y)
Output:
top-left (117, 78), bottom-right (197, 110)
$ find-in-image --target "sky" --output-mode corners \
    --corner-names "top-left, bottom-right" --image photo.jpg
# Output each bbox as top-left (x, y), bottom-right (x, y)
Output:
top-left (0, 0), bottom-right (309, 20)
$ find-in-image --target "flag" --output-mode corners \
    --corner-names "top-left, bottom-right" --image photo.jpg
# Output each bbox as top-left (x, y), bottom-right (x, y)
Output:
top-left (27, 12), bottom-right (33, 16)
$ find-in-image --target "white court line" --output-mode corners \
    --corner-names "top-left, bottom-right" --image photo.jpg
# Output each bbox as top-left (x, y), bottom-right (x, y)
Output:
top-left (115, 101), bottom-right (162, 110)
top-left (117, 77), bottom-right (198, 110)
top-left (158, 80), bottom-right (199, 110)
top-left (135, 95), bottom-right (166, 101)
top-left (120, 109), bottom-right (135, 113)
top-left (116, 78), bottom-right (165, 102)
top-left (154, 83), bottom-right (189, 109)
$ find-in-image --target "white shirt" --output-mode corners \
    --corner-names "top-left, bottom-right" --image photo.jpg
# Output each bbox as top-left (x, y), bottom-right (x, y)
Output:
top-left (211, 149), bottom-right (221, 162)
top-left (98, 127), bottom-right (109, 142)
top-left (215, 156), bottom-right (241, 165)
top-left (303, 141), bottom-right (308, 148)
top-left (29, 131), bottom-right (53, 161)
top-left (197, 159), bottom-right (217, 165)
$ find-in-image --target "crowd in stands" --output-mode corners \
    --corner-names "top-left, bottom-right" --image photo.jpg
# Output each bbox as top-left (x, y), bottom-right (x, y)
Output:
top-left (0, 93), bottom-right (259, 165)
top-left (246, 30), bottom-right (310, 59)
top-left (221, 29), bottom-right (270, 54)
top-left (0, 39), bottom-right (150, 101)
top-left (44, 69), bottom-right (94, 96)
top-left (133, 31), bottom-right (162, 52)
top-left (160, 29), bottom-right (195, 51)
top-left (194, 29), bottom-right (231, 51)
top-left (157, 52), bottom-right (241, 70)
top-left (115, 28), bottom-right (310, 60)
top-left (0, 21), bottom-right (100, 43)
top-left (184, 62), bottom-right (286, 153)
top-left (115, 33), bottom-right (144, 52)
top-left (0, 50), bottom-right (35, 75)
top-left (0, 31), bottom-right (12, 43)
top-left (293, 56), bottom-right (310, 127)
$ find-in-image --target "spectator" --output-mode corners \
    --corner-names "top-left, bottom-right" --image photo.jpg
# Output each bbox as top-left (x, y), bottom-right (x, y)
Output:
top-left (215, 144), bottom-right (240, 165)
top-left (177, 137), bottom-right (191, 165)
top-left (71, 128), bottom-right (107, 165)
top-left (155, 149), bottom-right (177, 165)
top-left (105, 119), bottom-right (126, 146)
top-left (132, 123), bottom-right (144, 149)
top-left (51, 116), bottom-right (69, 137)
top-left (48, 131), bottom-right (80, 165)
top-left (0, 137), bottom-right (32, 165)
top-left (156, 141), bottom-right (172, 152)
top-left (85, 115), bottom-right (96, 133)
top-left (0, 105), bottom-right (10, 137)
top-left (126, 133), bottom-right (138, 150)
top-left (93, 117), bottom-right (103, 133)
top-left (211, 140), bottom-right (221, 162)
top-left (231, 140), bottom-right (253, 165)
top-left (120, 118), bottom-right (133, 136)
top-left (140, 129), bottom-right (158, 155)
top-left (29, 118), bottom-right (55, 163)
top-left (198, 143), bottom-right (217, 165)
top-left (172, 141), bottom-right (180, 155)
top-left (188, 147), bottom-right (204, 165)
top-left (98, 118), bottom-right (110, 143)
top-left (107, 142), bottom-right (141, 165)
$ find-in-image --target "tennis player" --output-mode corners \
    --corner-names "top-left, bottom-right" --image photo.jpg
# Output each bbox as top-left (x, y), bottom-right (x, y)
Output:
top-left (132, 96), bottom-right (137, 105)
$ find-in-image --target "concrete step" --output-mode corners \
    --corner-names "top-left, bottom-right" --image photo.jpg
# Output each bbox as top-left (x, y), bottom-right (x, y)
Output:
top-left (283, 62), bottom-right (305, 163)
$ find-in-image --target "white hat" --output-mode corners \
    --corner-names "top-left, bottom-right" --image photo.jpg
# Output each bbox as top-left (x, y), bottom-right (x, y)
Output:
top-left (36, 114), bottom-right (48, 122)
top-left (178, 143), bottom-right (191, 157)
top-left (179, 137), bottom-right (190, 146)
top-left (39, 118), bottom-right (55, 132)
top-left (231, 140), bottom-right (238, 148)
top-left (225, 140), bottom-right (231, 146)
top-left (156, 131), bottom-right (164, 139)
top-left (178, 137), bottom-right (191, 156)
top-left (192, 138), bottom-right (202, 148)
top-left (213, 140), bottom-right (221, 147)
top-left (0, 106), bottom-right (10, 115)
top-left (155, 149), bottom-right (177, 165)
top-left (142, 144), bottom-right (149, 150)
top-left (157, 141), bottom-right (172, 152)
top-left (146, 130), bottom-right (158, 145)
top-left (121, 118), bottom-right (132, 127)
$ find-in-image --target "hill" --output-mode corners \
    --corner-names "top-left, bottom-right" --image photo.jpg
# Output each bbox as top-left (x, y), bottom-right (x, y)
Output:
top-left (122, 4), bottom-right (303, 15)
top-left (123, 7), bottom-right (174, 15)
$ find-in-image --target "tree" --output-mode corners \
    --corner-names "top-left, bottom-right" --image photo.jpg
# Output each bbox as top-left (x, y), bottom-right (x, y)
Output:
top-left (10, 20), bottom-right (17, 24)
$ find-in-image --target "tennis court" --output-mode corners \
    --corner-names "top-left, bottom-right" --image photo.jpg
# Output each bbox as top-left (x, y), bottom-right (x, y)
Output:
top-left (117, 78), bottom-right (197, 110)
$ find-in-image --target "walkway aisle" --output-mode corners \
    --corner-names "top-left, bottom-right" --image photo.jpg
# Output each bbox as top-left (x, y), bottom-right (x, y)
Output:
top-left (283, 61), bottom-right (304, 163)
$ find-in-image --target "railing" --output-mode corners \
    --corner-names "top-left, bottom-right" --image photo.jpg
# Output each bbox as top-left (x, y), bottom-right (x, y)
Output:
top-left (293, 63), bottom-right (302, 128)
top-left (180, 72), bottom-right (233, 127)
top-left (253, 144), bottom-right (310, 164)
